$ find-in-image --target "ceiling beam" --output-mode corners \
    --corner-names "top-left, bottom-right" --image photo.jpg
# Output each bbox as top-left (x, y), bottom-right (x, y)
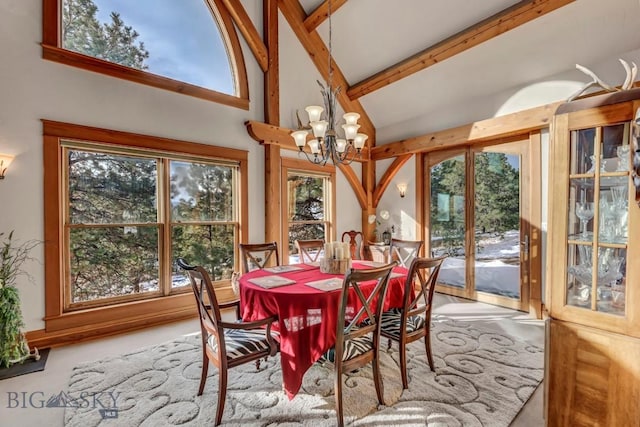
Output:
top-left (278, 0), bottom-right (376, 144)
top-left (370, 101), bottom-right (561, 160)
top-left (263, 0), bottom-right (279, 123)
top-left (347, 0), bottom-right (576, 100)
top-left (303, 0), bottom-right (349, 32)
top-left (219, 0), bottom-right (269, 72)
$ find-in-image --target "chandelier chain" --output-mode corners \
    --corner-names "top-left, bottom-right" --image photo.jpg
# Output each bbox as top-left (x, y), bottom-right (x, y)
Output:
top-left (290, 0), bottom-right (367, 166)
top-left (328, 0), bottom-right (333, 91)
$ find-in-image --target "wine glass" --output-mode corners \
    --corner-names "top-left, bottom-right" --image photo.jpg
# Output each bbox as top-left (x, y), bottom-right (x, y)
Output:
top-left (575, 202), bottom-right (595, 239)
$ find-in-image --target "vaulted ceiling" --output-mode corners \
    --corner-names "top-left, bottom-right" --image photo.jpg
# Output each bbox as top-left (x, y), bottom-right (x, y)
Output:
top-left (232, 0), bottom-right (640, 149)
top-left (272, 0), bottom-right (640, 145)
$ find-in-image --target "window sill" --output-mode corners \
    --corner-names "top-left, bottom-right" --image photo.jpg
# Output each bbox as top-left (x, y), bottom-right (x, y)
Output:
top-left (28, 285), bottom-right (237, 348)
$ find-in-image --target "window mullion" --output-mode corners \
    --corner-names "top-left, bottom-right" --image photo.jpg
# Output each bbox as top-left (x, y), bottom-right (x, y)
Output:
top-left (160, 158), bottom-right (172, 296)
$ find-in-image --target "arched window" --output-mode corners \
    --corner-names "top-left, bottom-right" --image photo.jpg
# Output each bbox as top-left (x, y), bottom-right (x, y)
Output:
top-left (43, 0), bottom-right (249, 109)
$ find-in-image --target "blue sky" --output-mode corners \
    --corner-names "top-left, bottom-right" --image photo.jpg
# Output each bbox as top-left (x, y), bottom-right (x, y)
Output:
top-left (92, 0), bottom-right (234, 94)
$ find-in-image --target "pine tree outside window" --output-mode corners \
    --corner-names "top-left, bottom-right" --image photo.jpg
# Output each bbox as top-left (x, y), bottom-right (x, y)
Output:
top-left (280, 158), bottom-right (336, 264)
top-left (43, 121), bottom-right (248, 335)
top-left (43, 0), bottom-right (249, 108)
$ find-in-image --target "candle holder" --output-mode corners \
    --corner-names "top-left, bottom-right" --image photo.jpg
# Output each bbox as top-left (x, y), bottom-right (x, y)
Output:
top-left (320, 257), bottom-right (351, 274)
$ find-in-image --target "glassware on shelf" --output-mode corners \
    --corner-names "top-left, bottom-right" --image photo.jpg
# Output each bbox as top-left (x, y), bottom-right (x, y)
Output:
top-left (611, 282), bottom-right (626, 309)
top-left (586, 154), bottom-right (606, 174)
top-left (575, 202), bottom-right (595, 239)
top-left (611, 185), bottom-right (628, 205)
top-left (616, 145), bottom-right (630, 172)
top-left (567, 257), bottom-right (622, 287)
top-left (567, 246), bottom-right (623, 309)
top-left (610, 185), bottom-right (629, 240)
top-left (599, 199), bottom-right (615, 242)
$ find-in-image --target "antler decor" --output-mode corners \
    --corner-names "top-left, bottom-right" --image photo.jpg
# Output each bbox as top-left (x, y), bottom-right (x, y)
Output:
top-left (567, 59), bottom-right (638, 102)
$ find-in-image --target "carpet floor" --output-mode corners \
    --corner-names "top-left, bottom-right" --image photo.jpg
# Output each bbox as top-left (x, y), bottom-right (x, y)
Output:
top-left (64, 316), bottom-right (543, 426)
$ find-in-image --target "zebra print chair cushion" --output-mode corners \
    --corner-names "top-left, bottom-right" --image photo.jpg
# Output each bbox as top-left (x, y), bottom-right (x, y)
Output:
top-left (208, 329), bottom-right (277, 360)
top-left (320, 328), bottom-right (373, 363)
top-left (379, 308), bottom-right (426, 339)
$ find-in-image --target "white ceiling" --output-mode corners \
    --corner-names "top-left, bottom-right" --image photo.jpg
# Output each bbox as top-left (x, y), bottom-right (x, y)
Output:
top-left (286, 0), bottom-right (640, 144)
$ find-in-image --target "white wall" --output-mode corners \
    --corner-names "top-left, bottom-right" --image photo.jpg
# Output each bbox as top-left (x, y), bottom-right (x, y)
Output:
top-left (376, 158), bottom-right (418, 241)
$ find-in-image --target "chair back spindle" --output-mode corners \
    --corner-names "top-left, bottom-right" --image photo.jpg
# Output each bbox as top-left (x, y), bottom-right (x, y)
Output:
top-left (239, 242), bottom-right (279, 273)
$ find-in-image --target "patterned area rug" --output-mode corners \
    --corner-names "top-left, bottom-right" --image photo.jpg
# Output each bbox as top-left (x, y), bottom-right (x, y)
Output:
top-left (64, 317), bottom-right (543, 426)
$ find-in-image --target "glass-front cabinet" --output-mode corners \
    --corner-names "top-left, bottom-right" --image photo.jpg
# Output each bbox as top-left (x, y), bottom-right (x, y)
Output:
top-left (549, 95), bottom-right (640, 336)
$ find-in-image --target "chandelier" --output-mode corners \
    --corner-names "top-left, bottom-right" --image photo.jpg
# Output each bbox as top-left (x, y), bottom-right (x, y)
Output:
top-left (290, 0), bottom-right (368, 165)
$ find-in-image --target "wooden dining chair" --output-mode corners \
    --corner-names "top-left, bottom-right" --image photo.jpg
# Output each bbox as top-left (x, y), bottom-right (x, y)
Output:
top-left (379, 255), bottom-right (446, 389)
top-left (176, 258), bottom-right (279, 426)
top-left (323, 261), bottom-right (398, 427)
top-left (340, 230), bottom-right (365, 259)
top-left (365, 241), bottom-right (390, 263)
top-left (389, 238), bottom-right (424, 268)
top-left (295, 239), bottom-right (324, 263)
top-left (239, 242), bottom-right (279, 273)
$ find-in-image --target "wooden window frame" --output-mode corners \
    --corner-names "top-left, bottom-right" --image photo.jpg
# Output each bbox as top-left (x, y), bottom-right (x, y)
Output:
top-left (42, 0), bottom-right (249, 109)
top-left (280, 157), bottom-right (336, 263)
top-left (42, 119), bottom-right (248, 344)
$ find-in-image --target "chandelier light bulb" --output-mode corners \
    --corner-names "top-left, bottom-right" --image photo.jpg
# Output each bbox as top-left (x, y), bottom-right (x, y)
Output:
top-left (291, 130), bottom-right (308, 148)
top-left (336, 139), bottom-right (347, 153)
top-left (343, 112), bottom-right (360, 125)
top-left (310, 120), bottom-right (328, 139)
top-left (342, 123), bottom-right (360, 141)
top-left (353, 133), bottom-right (368, 150)
top-left (309, 139), bottom-right (320, 154)
top-left (305, 105), bottom-right (324, 122)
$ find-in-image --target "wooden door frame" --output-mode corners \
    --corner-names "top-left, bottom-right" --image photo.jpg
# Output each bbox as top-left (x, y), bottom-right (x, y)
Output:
top-left (424, 134), bottom-right (543, 317)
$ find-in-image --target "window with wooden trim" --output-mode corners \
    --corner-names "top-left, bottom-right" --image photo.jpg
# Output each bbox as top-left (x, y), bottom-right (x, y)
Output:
top-left (281, 158), bottom-right (336, 263)
top-left (43, 120), bottom-right (247, 336)
top-left (42, 0), bottom-right (249, 108)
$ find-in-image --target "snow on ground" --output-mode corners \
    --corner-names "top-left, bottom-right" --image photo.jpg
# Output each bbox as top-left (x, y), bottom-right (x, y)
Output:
top-left (286, 231), bottom-right (523, 298)
top-left (439, 230), bottom-right (521, 298)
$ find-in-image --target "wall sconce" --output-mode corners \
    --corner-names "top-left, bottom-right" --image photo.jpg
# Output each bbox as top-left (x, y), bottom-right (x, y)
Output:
top-left (0, 154), bottom-right (14, 180)
top-left (397, 182), bottom-right (407, 198)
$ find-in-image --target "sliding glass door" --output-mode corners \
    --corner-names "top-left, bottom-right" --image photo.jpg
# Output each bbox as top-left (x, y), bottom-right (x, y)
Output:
top-left (428, 151), bottom-right (467, 291)
top-left (425, 139), bottom-right (531, 311)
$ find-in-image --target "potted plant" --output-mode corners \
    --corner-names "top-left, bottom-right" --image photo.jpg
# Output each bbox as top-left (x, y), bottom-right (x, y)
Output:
top-left (0, 231), bottom-right (39, 368)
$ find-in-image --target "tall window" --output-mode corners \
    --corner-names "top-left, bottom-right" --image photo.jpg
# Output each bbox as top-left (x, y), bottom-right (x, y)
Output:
top-left (281, 158), bottom-right (335, 263)
top-left (44, 121), bottom-right (247, 334)
top-left (43, 0), bottom-right (249, 108)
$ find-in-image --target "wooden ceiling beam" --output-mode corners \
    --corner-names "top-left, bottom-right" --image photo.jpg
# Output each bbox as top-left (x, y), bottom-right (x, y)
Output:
top-left (303, 0), bottom-right (349, 32)
top-left (219, 0), bottom-right (269, 72)
top-left (347, 0), bottom-right (576, 100)
top-left (278, 0), bottom-right (376, 144)
top-left (371, 101), bottom-right (561, 160)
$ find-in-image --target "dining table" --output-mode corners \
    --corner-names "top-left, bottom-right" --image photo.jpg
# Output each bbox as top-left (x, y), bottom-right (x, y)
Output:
top-left (238, 260), bottom-right (410, 399)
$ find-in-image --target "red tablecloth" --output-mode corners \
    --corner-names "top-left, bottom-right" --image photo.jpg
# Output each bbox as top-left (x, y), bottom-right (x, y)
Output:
top-left (239, 261), bottom-right (409, 399)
